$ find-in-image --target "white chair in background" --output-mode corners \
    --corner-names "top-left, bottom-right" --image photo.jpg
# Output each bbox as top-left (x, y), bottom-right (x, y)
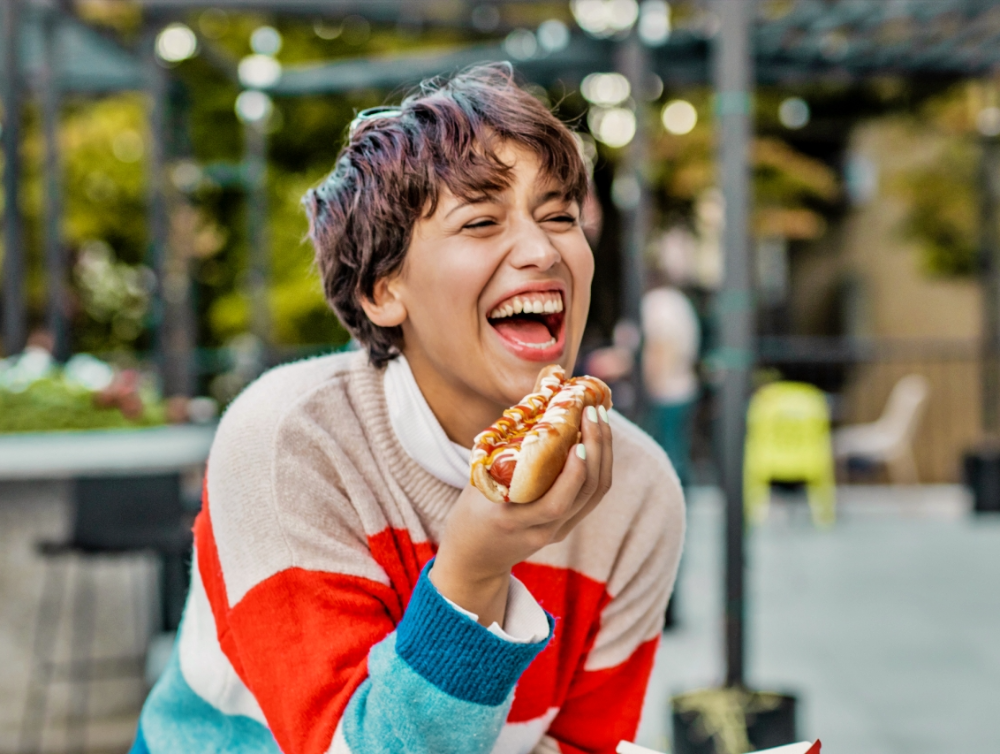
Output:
top-left (833, 374), bottom-right (930, 484)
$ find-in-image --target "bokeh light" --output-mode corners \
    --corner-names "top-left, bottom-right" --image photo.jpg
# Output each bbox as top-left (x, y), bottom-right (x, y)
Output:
top-left (588, 107), bottom-right (637, 148)
top-left (250, 26), bottom-right (283, 56)
top-left (571, 0), bottom-right (639, 38)
top-left (238, 55), bottom-right (282, 89)
top-left (977, 106), bottom-right (1000, 137)
top-left (638, 0), bottom-right (671, 46)
top-left (661, 99), bottom-right (698, 134)
top-left (581, 72), bottom-right (631, 107)
top-left (504, 29), bottom-right (538, 60)
top-left (779, 97), bottom-right (811, 129)
top-left (537, 19), bottom-right (571, 53)
top-left (235, 90), bottom-right (274, 124)
top-left (155, 24), bottom-right (198, 63)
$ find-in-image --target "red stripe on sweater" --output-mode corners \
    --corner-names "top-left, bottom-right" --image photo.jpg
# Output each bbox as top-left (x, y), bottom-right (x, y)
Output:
top-left (508, 562), bottom-right (611, 723)
top-left (228, 567), bottom-right (400, 754)
top-left (193, 494), bottom-right (249, 684)
top-left (367, 526), bottom-right (436, 609)
top-left (546, 637), bottom-right (660, 753)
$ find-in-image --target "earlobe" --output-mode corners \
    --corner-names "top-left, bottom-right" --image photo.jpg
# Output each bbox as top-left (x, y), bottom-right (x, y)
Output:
top-left (360, 276), bottom-right (408, 328)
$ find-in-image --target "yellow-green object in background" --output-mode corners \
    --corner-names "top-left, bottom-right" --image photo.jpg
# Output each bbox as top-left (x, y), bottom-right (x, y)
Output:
top-left (744, 381), bottom-right (835, 527)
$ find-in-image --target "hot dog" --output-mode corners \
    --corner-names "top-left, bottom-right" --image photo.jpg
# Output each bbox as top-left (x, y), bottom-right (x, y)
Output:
top-left (470, 365), bottom-right (613, 503)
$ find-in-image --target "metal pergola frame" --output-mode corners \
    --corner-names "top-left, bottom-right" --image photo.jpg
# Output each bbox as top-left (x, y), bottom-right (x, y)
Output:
top-left (4, 0), bottom-right (1000, 702)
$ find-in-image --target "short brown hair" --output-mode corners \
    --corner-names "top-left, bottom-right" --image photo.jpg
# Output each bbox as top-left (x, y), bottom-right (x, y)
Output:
top-left (304, 63), bottom-right (589, 367)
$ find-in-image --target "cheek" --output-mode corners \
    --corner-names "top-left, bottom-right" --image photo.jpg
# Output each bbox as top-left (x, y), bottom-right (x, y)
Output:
top-left (403, 239), bottom-right (497, 325)
top-left (562, 236), bottom-right (595, 315)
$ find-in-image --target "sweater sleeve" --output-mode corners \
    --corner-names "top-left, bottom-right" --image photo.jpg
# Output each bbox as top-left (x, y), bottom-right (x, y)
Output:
top-left (331, 562), bottom-right (553, 754)
top-left (536, 449), bottom-right (685, 754)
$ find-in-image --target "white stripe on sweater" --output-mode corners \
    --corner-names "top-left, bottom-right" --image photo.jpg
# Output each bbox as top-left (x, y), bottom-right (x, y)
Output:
top-left (178, 553), bottom-right (266, 724)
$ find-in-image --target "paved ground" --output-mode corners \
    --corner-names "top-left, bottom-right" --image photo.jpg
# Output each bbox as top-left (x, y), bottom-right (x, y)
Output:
top-left (2, 482), bottom-right (998, 754)
top-left (0, 481), bottom-right (156, 754)
top-left (636, 485), bottom-right (1000, 754)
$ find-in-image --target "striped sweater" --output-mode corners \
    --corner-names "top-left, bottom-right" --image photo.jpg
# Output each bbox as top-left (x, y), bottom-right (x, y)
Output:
top-left (135, 351), bottom-right (685, 754)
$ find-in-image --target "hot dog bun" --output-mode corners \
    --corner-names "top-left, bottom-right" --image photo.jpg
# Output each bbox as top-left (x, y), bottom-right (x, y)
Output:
top-left (470, 365), bottom-right (612, 503)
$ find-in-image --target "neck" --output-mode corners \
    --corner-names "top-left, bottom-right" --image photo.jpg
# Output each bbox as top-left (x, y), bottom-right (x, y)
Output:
top-left (402, 350), bottom-right (506, 448)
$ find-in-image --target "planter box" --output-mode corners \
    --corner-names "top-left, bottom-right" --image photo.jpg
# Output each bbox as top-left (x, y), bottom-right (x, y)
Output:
top-left (672, 690), bottom-right (797, 754)
top-left (963, 446), bottom-right (1000, 513)
top-left (0, 425), bottom-right (215, 481)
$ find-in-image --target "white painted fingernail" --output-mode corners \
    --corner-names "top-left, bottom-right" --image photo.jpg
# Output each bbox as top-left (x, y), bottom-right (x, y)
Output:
top-left (586, 406), bottom-right (598, 423)
top-left (576, 443), bottom-right (587, 460)
top-left (598, 405), bottom-right (609, 424)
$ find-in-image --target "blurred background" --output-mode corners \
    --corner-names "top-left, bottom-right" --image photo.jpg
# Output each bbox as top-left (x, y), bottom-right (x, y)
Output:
top-left (1, 1), bottom-right (999, 753)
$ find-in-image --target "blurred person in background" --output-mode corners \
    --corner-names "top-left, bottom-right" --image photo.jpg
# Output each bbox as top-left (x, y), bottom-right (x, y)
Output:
top-left (586, 267), bottom-right (701, 489)
top-left (640, 271), bottom-right (701, 489)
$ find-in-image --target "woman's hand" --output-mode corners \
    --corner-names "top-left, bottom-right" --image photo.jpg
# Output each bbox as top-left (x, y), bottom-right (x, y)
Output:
top-left (429, 405), bottom-right (613, 627)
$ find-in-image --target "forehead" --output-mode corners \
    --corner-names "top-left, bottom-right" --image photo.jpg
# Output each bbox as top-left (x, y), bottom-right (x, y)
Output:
top-left (436, 142), bottom-right (569, 209)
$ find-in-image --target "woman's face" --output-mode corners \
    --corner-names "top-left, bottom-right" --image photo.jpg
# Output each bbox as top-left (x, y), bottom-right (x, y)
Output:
top-left (380, 142), bottom-right (594, 441)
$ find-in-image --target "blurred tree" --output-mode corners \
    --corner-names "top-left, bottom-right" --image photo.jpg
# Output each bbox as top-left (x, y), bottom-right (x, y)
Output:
top-left (891, 82), bottom-right (998, 278)
top-left (648, 90), bottom-right (840, 241)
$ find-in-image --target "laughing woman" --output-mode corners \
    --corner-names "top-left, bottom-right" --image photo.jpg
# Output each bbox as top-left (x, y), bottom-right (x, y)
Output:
top-left (132, 63), bottom-right (685, 754)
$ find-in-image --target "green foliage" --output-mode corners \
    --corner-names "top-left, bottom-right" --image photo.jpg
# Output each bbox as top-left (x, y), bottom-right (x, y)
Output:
top-left (649, 90), bottom-right (840, 240)
top-left (895, 140), bottom-right (979, 277)
top-left (0, 377), bottom-right (165, 434)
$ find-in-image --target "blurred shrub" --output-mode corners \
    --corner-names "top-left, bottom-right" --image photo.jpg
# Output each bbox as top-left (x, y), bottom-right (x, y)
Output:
top-left (0, 377), bottom-right (165, 433)
top-left (894, 140), bottom-right (979, 277)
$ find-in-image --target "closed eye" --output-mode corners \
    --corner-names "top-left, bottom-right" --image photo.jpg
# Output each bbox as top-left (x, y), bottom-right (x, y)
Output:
top-left (545, 214), bottom-right (578, 226)
top-left (464, 219), bottom-right (498, 229)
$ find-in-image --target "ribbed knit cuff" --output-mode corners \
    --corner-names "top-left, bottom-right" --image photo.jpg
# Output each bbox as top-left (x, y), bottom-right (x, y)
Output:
top-left (395, 560), bottom-right (553, 706)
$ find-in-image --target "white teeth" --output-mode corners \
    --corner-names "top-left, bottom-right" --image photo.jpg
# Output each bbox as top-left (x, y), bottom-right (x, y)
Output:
top-left (523, 337), bottom-right (557, 349)
top-left (489, 293), bottom-right (564, 319)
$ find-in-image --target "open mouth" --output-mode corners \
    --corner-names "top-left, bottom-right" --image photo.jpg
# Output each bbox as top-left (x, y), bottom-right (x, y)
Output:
top-left (487, 290), bottom-right (566, 360)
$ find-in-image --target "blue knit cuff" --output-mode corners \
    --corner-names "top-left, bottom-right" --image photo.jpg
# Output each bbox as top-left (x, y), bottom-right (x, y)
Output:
top-left (395, 560), bottom-right (553, 706)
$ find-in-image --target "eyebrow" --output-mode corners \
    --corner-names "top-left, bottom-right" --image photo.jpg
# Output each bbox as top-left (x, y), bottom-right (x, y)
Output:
top-left (443, 192), bottom-right (502, 219)
top-left (532, 189), bottom-right (571, 209)
top-left (444, 188), bottom-right (572, 220)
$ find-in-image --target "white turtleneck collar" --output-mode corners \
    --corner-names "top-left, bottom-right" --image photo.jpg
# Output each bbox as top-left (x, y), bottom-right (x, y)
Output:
top-left (383, 354), bottom-right (471, 489)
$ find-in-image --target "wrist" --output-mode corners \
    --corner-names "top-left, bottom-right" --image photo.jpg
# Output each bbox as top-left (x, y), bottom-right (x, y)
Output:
top-left (429, 555), bottom-right (510, 629)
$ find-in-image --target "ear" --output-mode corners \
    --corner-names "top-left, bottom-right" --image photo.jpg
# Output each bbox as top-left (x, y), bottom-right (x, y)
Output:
top-left (360, 274), bottom-right (408, 328)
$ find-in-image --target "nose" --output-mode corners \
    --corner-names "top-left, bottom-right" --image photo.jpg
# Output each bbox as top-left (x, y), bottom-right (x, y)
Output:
top-left (507, 216), bottom-right (561, 271)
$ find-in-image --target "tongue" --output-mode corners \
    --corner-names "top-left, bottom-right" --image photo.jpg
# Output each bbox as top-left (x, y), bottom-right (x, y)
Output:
top-left (492, 317), bottom-right (552, 344)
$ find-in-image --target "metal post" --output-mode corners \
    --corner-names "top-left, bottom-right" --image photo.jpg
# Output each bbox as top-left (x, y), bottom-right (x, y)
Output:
top-left (979, 138), bottom-right (1000, 436)
top-left (144, 25), bottom-right (169, 383)
top-left (615, 34), bottom-right (651, 419)
top-left (245, 119), bottom-right (270, 349)
top-left (161, 82), bottom-right (196, 398)
top-left (1, 0), bottom-right (26, 356)
top-left (39, 7), bottom-right (68, 360)
top-left (713, 0), bottom-right (754, 689)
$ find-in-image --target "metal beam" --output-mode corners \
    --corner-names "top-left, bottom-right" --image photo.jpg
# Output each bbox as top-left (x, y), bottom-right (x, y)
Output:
top-left (979, 138), bottom-right (1000, 435)
top-left (2, 0), bottom-right (26, 356)
top-left (713, 0), bottom-right (754, 690)
top-left (272, 37), bottom-right (611, 96)
top-left (143, 25), bottom-right (170, 384)
top-left (38, 5), bottom-right (68, 360)
top-left (244, 119), bottom-right (270, 349)
top-left (613, 35), bottom-right (651, 420)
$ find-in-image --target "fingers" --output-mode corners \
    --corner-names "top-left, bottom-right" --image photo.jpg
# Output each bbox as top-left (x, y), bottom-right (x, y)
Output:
top-left (554, 406), bottom-right (613, 540)
top-left (491, 403), bottom-right (614, 540)
top-left (533, 403), bottom-right (609, 526)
